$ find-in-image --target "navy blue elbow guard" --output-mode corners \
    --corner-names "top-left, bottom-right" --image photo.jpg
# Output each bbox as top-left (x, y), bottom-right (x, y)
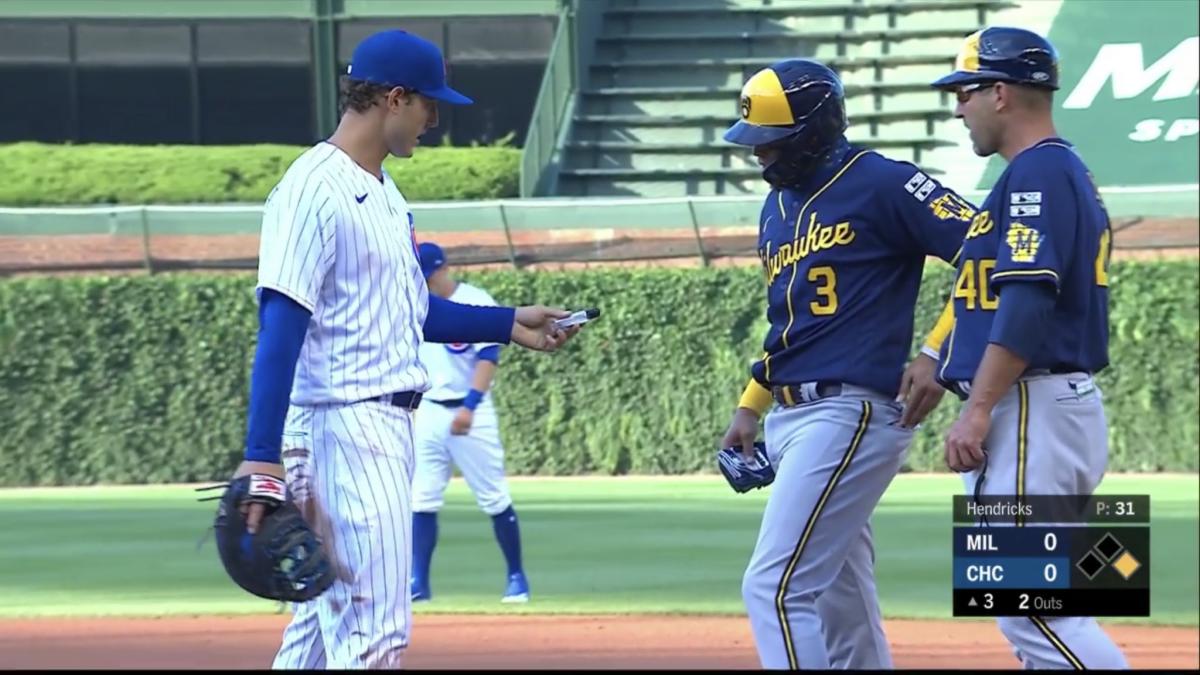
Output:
top-left (989, 282), bottom-right (1056, 362)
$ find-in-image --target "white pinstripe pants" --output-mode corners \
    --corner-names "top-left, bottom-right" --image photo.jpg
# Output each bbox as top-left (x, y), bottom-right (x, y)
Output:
top-left (271, 401), bottom-right (415, 670)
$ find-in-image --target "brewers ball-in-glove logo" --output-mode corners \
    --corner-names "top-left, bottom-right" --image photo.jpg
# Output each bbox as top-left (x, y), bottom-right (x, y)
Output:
top-left (929, 193), bottom-right (977, 222)
top-left (740, 95), bottom-right (752, 120)
top-left (1006, 222), bottom-right (1043, 262)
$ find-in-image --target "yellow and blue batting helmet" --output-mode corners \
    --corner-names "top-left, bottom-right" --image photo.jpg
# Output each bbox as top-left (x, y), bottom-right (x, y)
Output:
top-left (723, 58), bottom-right (848, 148)
top-left (932, 27), bottom-right (1060, 91)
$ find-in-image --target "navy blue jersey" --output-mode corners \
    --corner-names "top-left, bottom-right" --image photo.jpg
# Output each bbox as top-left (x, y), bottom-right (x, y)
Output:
top-left (937, 138), bottom-right (1112, 383)
top-left (751, 145), bottom-right (976, 397)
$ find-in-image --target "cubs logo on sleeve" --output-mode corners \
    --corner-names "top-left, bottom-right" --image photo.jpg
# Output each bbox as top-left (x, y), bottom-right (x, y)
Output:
top-left (444, 342), bottom-right (471, 354)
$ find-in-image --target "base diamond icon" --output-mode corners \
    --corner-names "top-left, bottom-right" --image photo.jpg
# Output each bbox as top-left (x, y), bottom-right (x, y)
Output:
top-left (1095, 532), bottom-right (1124, 561)
top-left (1076, 551), bottom-right (1105, 580)
top-left (1112, 551), bottom-right (1142, 580)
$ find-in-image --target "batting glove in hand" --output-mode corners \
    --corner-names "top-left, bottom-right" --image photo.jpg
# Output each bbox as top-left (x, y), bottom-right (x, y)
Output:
top-left (717, 442), bottom-right (775, 493)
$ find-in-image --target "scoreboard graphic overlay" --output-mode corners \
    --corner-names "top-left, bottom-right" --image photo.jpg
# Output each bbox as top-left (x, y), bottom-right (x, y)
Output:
top-left (953, 495), bottom-right (1150, 617)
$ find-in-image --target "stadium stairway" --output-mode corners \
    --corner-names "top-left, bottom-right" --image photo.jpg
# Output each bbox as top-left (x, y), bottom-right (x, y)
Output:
top-left (556, 0), bottom-right (1015, 197)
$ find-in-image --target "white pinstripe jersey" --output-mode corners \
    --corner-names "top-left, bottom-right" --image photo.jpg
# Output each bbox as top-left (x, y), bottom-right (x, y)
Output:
top-left (257, 142), bottom-right (430, 406)
top-left (417, 282), bottom-right (501, 401)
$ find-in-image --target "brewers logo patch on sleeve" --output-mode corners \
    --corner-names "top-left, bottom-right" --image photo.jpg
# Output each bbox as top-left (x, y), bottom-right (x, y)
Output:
top-left (938, 138), bottom-right (1112, 384)
top-left (885, 159), bottom-right (975, 264)
top-left (1005, 223), bottom-right (1043, 263)
top-left (930, 192), bottom-right (977, 222)
top-left (989, 150), bottom-right (1077, 290)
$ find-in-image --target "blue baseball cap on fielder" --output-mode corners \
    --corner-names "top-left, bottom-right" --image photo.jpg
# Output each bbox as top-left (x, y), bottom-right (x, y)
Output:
top-left (347, 30), bottom-right (473, 105)
top-left (418, 242), bottom-right (447, 278)
top-left (932, 27), bottom-right (1060, 91)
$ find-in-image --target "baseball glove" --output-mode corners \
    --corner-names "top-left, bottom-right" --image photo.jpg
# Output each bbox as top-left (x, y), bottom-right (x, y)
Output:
top-left (717, 442), bottom-right (776, 493)
top-left (200, 473), bottom-right (335, 603)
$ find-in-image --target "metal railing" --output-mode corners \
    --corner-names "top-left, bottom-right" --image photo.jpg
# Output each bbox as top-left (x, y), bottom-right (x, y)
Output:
top-left (518, 0), bottom-right (577, 198)
top-left (1, 185), bottom-right (1196, 275)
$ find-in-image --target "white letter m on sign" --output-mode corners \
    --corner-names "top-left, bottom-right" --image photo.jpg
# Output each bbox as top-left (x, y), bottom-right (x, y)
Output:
top-left (1063, 37), bottom-right (1199, 109)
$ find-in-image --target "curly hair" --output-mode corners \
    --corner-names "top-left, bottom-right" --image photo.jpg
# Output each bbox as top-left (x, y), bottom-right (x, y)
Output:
top-left (338, 76), bottom-right (394, 115)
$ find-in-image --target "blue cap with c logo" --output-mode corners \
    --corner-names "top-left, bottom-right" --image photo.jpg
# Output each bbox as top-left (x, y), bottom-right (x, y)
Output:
top-left (347, 30), bottom-right (473, 105)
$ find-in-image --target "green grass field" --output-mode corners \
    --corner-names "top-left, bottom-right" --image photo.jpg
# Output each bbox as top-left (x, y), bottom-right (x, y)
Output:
top-left (0, 475), bottom-right (1195, 625)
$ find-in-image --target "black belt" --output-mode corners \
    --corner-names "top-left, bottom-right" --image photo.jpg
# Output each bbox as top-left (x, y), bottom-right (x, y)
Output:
top-left (381, 391), bottom-right (423, 411)
top-left (429, 398), bottom-right (466, 408)
top-left (771, 382), bottom-right (843, 407)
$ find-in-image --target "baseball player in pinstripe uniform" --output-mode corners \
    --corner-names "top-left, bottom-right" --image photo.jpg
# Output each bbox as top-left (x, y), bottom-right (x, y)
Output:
top-left (410, 242), bottom-right (531, 604)
top-left (718, 58), bottom-right (976, 670)
top-left (229, 30), bottom-right (581, 669)
top-left (904, 27), bottom-right (1128, 669)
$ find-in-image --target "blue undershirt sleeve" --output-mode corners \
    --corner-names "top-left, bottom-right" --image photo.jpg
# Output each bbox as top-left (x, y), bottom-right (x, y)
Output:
top-left (424, 294), bottom-right (515, 344)
top-left (243, 288), bottom-right (311, 463)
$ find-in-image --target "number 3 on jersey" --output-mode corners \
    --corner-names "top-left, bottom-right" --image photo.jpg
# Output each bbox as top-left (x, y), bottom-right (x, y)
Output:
top-left (807, 266), bottom-right (838, 315)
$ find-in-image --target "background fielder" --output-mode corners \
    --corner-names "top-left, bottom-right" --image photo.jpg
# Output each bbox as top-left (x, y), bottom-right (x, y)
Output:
top-left (410, 242), bottom-right (530, 604)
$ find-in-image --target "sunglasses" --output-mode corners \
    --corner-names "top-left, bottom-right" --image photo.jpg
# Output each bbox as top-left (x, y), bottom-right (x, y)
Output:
top-left (955, 82), bottom-right (997, 104)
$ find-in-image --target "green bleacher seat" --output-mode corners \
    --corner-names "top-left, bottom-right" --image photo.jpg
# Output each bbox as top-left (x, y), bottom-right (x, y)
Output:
top-left (551, 0), bottom-right (1011, 196)
top-left (556, 162), bottom-right (945, 197)
top-left (579, 82), bottom-right (952, 119)
top-left (574, 109), bottom-right (952, 130)
top-left (564, 135), bottom-right (953, 171)
top-left (596, 28), bottom-right (985, 61)
top-left (588, 54), bottom-right (957, 88)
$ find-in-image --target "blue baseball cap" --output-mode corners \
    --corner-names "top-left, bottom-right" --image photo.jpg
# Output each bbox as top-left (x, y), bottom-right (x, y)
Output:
top-left (931, 27), bottom-right (1060, 91)
top-left (347, 30), bottom-right (473, 105)
top-left (418, 242), bottom-right (447, 278)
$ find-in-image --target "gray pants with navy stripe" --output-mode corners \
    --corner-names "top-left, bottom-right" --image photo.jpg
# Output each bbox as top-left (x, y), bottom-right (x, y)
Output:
top-left (961, 373), bottom-right (1128, 670)
top-left (742, 384), bottom-right (913, 669)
